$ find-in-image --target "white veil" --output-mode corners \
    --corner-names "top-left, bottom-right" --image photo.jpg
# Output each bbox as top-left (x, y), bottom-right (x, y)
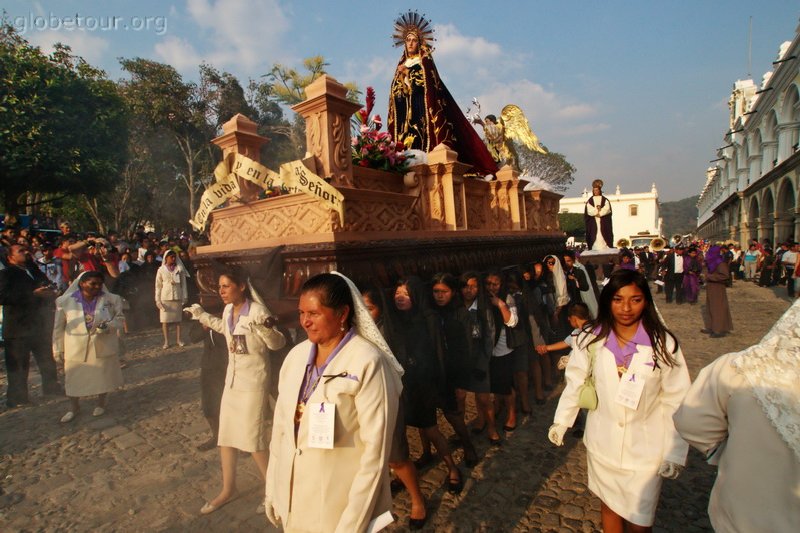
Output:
top-left (332, 271), bottom-right (404, 377)
top-left (545, 255), bottom-right (570, 307)
top-left (247, 278), bottom-right (275, 316)
top-left (572, 259), bottom-right (599, 319)
top-left (61, 270), bottom-right (111, 299)
top-left (58, 271), bottom-right (114, 329)
top-left (732, 298), bottom-right (800, 461)
top-left (162, 249), bottom-right (190, 278)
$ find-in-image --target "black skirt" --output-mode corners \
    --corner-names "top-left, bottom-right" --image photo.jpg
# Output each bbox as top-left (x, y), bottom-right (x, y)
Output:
top-left (489, 352), bottom-right (515, 395)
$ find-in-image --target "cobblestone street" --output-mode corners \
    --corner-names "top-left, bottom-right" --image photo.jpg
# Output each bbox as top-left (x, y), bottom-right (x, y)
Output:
top-left (0, 281), bottom-right (793, 532)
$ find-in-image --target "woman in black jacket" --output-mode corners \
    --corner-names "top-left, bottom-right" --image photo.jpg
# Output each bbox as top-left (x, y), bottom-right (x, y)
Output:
top-left (430, 272), bottom-right (478, 466)
top-left (383, 276), bottom-right (464, 493)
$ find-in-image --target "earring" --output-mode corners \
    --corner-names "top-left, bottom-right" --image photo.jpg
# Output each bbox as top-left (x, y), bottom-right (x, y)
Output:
top-left (340, 322), bottom-right (346, 332)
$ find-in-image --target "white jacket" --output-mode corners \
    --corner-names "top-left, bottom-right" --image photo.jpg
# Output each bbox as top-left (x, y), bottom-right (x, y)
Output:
top-left (53, 291), bottom-right (124, 361)
top-left (265, 335), bottom-right (401, 533)
top-left (554, 331), bottom-right (690, 469)
top-left (154, 265), bottom-right (188, 304)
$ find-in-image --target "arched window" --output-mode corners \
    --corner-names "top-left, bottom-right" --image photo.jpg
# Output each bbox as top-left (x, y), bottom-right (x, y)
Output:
top-left (629, 204), bottom-right (638, 216)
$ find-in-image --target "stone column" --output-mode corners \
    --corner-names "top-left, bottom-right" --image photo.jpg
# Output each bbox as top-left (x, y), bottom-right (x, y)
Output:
top-left (211, 114), bottom-right (269, 203)
top-left (495, 165), bottom-right (523, 230)
top-left (756, 218), bottom-right (766, 243)
top-left (292, 75), bottom-right (362, 187)
top-left (777, 123), bottom-right (800, 162)
top-left (426, 144), bottom-right (470, 231)
top-left (793, 207), bottom-right (800, 242)
top-left (774, 217), bottom-right (794, 243)
top-left (747, 155), bottom-right (763, 185)
top-left (762, 141), bottom-right (778, 170)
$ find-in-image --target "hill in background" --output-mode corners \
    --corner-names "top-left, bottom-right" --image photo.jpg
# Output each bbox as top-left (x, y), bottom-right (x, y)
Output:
top-left (660, 195), bottom-right (699, 238)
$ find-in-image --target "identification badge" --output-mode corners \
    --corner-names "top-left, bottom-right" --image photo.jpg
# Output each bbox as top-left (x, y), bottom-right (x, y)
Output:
top-left (614, 352), bottom-right (650, 410)
top-left (308, 402), bottom-right (335, 449)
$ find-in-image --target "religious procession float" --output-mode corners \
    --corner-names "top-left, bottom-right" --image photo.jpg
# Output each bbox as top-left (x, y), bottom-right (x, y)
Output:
top-left (190, 12), bottom-right (565, 318)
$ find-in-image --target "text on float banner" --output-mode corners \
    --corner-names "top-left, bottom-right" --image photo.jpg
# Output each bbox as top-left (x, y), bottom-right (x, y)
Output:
top-left (189, 153), bottom-right (345, 231)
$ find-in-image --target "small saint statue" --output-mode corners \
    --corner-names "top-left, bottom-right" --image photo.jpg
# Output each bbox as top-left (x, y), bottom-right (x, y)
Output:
top-left (584, 179), bottom-right (614, 250)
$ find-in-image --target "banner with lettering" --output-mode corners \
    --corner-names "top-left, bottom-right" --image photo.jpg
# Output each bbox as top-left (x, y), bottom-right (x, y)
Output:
top-left (189, 153), bottom-right (344, 231)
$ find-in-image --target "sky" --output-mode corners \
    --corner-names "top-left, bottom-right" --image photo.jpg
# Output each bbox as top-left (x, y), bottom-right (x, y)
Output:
top-left (5, 0), bottom-right (800, 201)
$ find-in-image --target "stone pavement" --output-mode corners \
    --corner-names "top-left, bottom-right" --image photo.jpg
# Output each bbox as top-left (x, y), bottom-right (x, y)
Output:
top-left (0, 281), bottom-right (792, 532)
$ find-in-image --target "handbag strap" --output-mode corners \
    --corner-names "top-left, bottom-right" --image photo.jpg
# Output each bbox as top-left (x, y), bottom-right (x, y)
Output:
top-left (585, 340), bottom-right (598, 383)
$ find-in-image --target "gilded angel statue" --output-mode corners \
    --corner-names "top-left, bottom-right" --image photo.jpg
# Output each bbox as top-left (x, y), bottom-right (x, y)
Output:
top-left (470, 104), bottom-right (546, 172)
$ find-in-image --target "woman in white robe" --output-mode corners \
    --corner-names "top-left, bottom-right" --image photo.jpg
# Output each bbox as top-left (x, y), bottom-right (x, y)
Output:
top-left (674, 299), bottom-right (800, 533)
top-left (549, 270), bottom-right (690, 531)
top-left (184, 267), bottom-right (286, 515)
top-left (264, 272), bottom-right (403, 533)
top-left (154, 249), bottom-right (188, 348)
top-left (53, 271), bottom-right (125, 423)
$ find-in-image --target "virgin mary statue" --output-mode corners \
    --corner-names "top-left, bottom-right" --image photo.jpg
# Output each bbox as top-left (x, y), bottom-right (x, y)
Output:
top-left (387, 11), bottom-right (497, 177)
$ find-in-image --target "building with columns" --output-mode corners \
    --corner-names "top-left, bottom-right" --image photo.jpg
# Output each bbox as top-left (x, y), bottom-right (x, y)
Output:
top-left (559, 183), bottom-right (663, 245)
top-left (696, 20), bottom-right (800, 245)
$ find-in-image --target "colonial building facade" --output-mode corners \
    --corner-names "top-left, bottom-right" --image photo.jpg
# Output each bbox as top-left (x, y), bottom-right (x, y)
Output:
top-left (697, 21), bottom-right (800, 245)
top-left (560, 184), bottom-right (663, 245)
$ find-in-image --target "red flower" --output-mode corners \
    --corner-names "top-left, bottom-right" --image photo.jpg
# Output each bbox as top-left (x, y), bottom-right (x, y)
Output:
top-left (365, 87), bottom-right (375, 116)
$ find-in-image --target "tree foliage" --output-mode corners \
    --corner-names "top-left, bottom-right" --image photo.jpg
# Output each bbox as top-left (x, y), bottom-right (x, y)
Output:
top-left (558, 212), bottom-right (585, 238)
top-left (119, 57), bottom-right (216, 220)
top-left (264, 56), bottom-right (360, 161)
top-left (0, 21), bottom-right (128, 214)
top-left (518, 146), bottom-right (576, 192)
top-left (266, 55), bottom-right (360, 106)
top-left (2, 17), bottom-right (357, 234)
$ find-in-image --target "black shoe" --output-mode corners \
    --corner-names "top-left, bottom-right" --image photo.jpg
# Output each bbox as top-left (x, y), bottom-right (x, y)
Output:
top-left (470, 423), bottom-right (486, 435)
top-left (390, 478), bottom-right (404, 494)
top-left (503, 424), bottom-right (516, 432)
top-left (710, 332), bottom-right (726, 338)
top-left (409, 514), bottom-right (428, 530)
top-left (413, 453), bottom-right (435, 470)
top-left (6, 399), bottom-right (31, 408)
top-left (700, 329), bottom-right (712, 334)
top-left (488, 435), bottom-right (502, 446)
top-left (463, 446), bottom-right (479, 468)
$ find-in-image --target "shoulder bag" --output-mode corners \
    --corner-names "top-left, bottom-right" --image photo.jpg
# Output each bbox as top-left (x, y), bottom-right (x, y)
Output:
top-left (576, 341), bottom-right (598, 410)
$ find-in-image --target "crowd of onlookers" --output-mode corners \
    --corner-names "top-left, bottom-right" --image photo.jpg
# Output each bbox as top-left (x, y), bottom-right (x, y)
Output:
top-left (606, 238), bottom-right (798, 300)
top-left (0, 222), bottom-right (200, 333)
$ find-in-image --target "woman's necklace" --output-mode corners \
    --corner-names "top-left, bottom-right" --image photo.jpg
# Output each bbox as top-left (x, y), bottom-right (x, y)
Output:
top-left (228, 301), bottom-right (244, 352)
top-left (80, 293), bottom-right (99, 328)
top-left (294, 332), bottom-right (348, 425)
top-left (613, 330), bottom-right (635, 375)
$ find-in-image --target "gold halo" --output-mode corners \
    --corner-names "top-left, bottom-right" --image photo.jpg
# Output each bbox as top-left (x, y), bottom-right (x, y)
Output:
top-left (392, 10), bottom-right (435, 51)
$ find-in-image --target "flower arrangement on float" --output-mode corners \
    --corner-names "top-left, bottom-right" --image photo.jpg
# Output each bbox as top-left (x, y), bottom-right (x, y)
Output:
top-left (351, 87), bottom-right (413, 173)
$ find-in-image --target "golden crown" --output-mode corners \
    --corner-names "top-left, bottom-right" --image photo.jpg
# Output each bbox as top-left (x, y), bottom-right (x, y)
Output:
top-left (392, 10), bottom-right (435, 51)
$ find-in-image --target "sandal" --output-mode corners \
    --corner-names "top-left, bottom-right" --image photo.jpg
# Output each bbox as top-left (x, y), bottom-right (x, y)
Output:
top-left (200, 492), bottom-right (239, 515)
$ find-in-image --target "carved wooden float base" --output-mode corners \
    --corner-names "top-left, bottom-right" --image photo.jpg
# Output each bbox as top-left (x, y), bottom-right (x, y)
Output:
top-left (193, 231), bottom-right (565, 320)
